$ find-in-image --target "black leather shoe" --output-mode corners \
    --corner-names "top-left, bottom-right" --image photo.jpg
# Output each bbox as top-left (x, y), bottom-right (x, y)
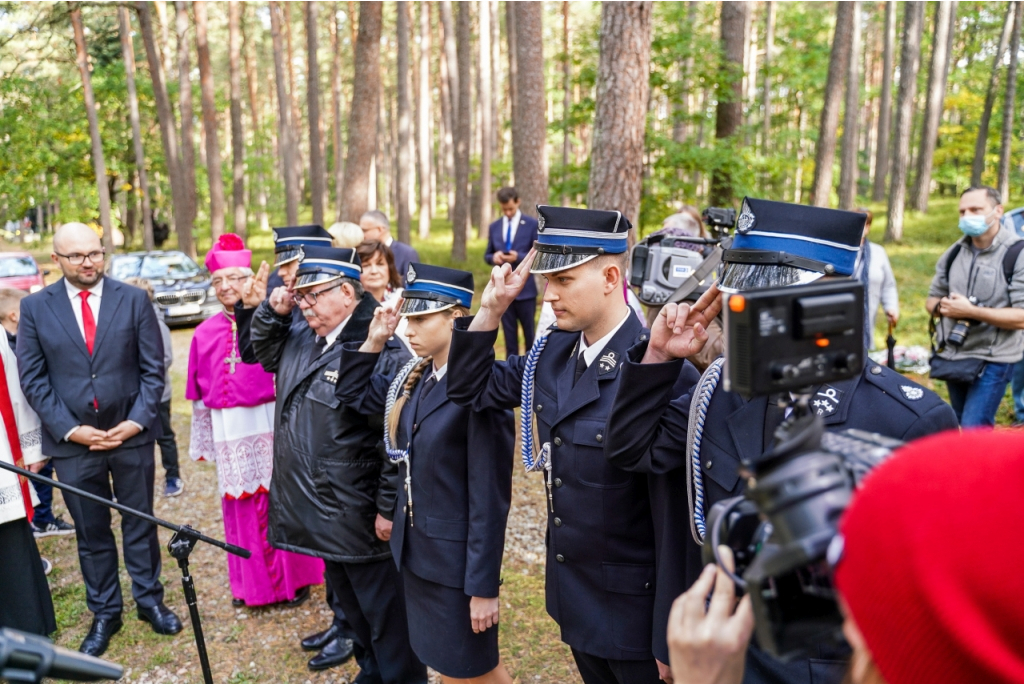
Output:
top-left (307, 635), bottom-right (355, 671)
top-left (137, 603), bottom-right (183, 635)
top-left (79, 616), bottom-right (123, 657)
top-left (284, 585), bottom-right (311, 608)
top-left (231, 598), bottom-right (246, 608)
top-left (301, 623), bottom-right (339, 652)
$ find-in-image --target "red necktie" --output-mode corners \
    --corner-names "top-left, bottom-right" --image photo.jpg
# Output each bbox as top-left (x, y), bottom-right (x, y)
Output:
top-left (79, 290), bottom-right (96, 355)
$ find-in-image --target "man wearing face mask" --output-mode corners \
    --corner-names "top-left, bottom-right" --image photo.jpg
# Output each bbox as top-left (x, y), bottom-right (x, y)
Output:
top-left (926, 185), bottom-right (1024, 428)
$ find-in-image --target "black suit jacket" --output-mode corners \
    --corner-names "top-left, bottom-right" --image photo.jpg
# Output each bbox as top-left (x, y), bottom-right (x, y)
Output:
top-left (17, 278), bottom-right (165, 457)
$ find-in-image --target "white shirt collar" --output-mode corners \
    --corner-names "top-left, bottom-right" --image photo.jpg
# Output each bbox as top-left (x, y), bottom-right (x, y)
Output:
top-left (64, 277), bottom-right (104, 300)
top-left (322, 313), bottom-right (353, 349)
top-left (578, 309), bottom-right (631, 367)
top-left (383, 234), bottom-right (394, 247)
top-left (431, 363), bottom-right (448, 381)
top-left (503, 211), bottom-right (522, 239)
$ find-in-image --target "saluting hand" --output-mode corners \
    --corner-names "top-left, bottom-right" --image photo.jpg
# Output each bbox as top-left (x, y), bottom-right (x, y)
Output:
top-left (361, 300), bottom-right (402, 353)
top-left (269, 285), bottom-right (294, 316)
top-left (241, 261), bottom-right (270, 309)
top-left (471, 249), bottom-right (537, 332)
top-left (470, 596), bottom-right (500, 634)
top-left (643, 284), bottom-right (723, 364)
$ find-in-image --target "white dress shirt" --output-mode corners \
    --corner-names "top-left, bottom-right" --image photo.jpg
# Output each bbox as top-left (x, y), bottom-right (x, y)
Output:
top-left (502, 210), bottom-right (522, 250)
top-left (64, 277), bottom-right (103, 338)
top-left (577, 309), bottom-right (632, 367)
top-left (430, 363), bottom-right (448, 382)
top-left (321, 313), bottom-right (353, 351)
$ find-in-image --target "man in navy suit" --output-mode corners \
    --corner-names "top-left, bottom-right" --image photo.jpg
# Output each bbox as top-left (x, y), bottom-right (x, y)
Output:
top-left (360, 210), bottom-right (419, 278)
top-left (17, 222), bottom-right (181, 657)
top-left (485, 187), bottom-right (539, 357)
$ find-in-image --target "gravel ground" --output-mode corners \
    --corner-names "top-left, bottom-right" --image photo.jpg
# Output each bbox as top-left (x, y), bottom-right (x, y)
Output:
top-left (37, 326), bottom-right (580, 684)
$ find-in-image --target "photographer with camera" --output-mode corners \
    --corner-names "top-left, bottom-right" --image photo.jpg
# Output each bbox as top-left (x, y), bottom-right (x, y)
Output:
top-left (926, 186), bottom-right (1024, 428)
top-left (667, 428), bottom-right (1024, 683)
top-left (604, 199), bottom-right (958, 683)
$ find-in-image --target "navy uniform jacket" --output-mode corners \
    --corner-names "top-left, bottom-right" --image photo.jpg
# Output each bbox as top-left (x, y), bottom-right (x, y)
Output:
top-left (447, 314), bottom-right (659, 661)
top-left (336, 347), bottom-right (515, 598)
top-left (389, 240), bottom-right (420, 280)
top-left (485, 214), bottom-right (539, 301)
top-left (604, 343), bottom-right (960, 679)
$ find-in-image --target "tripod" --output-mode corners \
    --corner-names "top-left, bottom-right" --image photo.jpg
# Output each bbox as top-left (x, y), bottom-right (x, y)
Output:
top-left (0, 460), bottom-right (250, 684)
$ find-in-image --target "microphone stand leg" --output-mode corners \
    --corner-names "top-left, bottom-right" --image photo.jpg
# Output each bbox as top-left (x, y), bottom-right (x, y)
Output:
top-left (168, 527), bottom-right (214, 685)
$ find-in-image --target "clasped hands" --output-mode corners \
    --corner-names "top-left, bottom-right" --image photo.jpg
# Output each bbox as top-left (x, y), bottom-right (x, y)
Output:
top-left (70, 421), bottom-right (141, 451)
top-left (933, 292), bottom-right (977, 320)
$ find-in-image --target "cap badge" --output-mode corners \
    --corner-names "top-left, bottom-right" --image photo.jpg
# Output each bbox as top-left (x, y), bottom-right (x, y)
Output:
top-left (598, 351), bottom-right (617, 374)
top-left (272, 229), bottom-right (280, 241)
top-left (406, 264), bottom-right (417, 284)
top-left (737, 199), bottom-right (755, 234)
top-left (812, 385), bottom-right (843, 418)
top-left (538, 214), bottom-right (546, 232)
top-left (900, 385), bottom-right (923, 401)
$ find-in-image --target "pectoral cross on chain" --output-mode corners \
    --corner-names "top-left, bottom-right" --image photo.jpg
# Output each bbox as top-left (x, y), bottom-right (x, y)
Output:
top-left (224, 315), bottom-right (242, 374)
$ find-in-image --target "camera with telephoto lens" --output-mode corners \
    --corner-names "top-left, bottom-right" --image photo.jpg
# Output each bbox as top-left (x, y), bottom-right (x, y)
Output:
top-left (946, 295), bottom-right (983, 347)
top-left (629, 207), bottom-right (735, 306)
top-left (706, 279), bottom-right (903, 661)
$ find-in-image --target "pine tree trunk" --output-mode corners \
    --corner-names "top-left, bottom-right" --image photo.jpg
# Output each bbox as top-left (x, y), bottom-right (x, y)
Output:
top-left (270, 1), bottom-right (300, 224)
top-left (872, 0), bottom-right (896, 201)
top-left (972, 3), bottom-right (1015, 187)
top-left (884, 1), bottom-right (925, 243)
top-left (417, 0), bottom-right (433, 239)
top-left (837, 1), bottom-right (861, 210)
top-left (438, 31), bottom-right (454, 219)
top-left (911, 1), bottom-right (957, 211)
top-left (228, 1), bottom-right (246, 237)
top-left (506, 1), bottom-right (518, 186)
top-left (763, 0), bottom-right (775, 157)
top-left (331, 2), bottom-right (345, 222)
top-left (710, 1), bottom-right (749, 207)
top-left (451, 1), bottom-right (472, 261)
top-left (340, 1), bottom-right (382, 221)
top-left (71, 5), bottom-right (114, 252)
top-left (810, 1), bottom-right (855, 207)
top-left (587, 1), bottom-right (652, 225)
top-left (441, 2), bottom-right (459, 131)
top-left (155, 1), bottom-right (173, 78)
top-left (478, 0), bottom-right (492, 235)
top-left (561, 1), bottom-right (572, 206)
top-left (511, 2), bottom-right (548, 217)
top-left (396, 1), bottom-right (413, 243)
top-left (119, 6), bottom-right (155, 251)
top-left (194, 0), bottom-right (226, 239)
top-left (283, 4), bottom-right (306, 199)
top-left (999, 1), bottom-right (1024, 204)
top-left (137, 1), bottom-right (192, 253)
top-left (306, 1), bottom-right (326, 227)
top-left (242, 5), bottom-right (269, 232)
top-left (175, 1), bottom-right (198, 232)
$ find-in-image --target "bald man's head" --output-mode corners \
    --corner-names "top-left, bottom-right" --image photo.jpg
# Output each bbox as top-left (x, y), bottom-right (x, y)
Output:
top-left (52, 222), bottom-right (105, 289)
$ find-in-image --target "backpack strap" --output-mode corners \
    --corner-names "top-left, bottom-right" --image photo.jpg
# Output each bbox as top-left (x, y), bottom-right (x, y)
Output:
top-left (1002, 240), bottom-right (1024, 284)
top-left (942, 242), bottom-right (963, 282)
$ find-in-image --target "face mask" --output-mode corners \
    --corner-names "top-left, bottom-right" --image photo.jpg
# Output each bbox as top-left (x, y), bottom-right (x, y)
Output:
top-left (959, 211), bottom-right (994, 237)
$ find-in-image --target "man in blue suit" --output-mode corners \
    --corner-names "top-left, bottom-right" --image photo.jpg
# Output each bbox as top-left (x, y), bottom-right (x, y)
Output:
top-left (485, 187), bottom-right (539, 357)
top-left (17, 222), bottom-right (181, 657)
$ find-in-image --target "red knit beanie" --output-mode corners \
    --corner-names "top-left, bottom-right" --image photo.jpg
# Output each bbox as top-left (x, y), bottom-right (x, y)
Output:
top-left (834, 429), bottom-right (1024, 683)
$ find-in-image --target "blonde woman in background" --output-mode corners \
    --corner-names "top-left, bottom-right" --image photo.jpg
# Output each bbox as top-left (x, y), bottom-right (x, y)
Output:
top-left (328, 222), bottom-right (365, 249)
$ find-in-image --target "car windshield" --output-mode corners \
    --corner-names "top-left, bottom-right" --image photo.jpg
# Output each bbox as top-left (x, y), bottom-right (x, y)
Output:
top-left (0, 256), bottom-right (38, 278)
top-left (111, 254), bottom-right (200, 280)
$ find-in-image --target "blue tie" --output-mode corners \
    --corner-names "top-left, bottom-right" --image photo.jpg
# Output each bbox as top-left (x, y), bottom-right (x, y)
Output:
top-left (504, 219), bottom-right (513, 253)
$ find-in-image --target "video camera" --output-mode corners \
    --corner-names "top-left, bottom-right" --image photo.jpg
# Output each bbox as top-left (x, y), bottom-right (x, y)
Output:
top-left (629, 207), bottom-right (735, 306)
top-left (709, 279), bottom-right (902, 661)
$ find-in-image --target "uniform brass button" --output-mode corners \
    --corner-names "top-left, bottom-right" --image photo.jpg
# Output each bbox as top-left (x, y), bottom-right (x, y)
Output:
top-left (91, 374), bottom-right (97, 379)
top-left (555, 554), bottom-right (565, 563)
top-left (640, 334), bottom-right (648, 341)
top-left (536, 404), bottom-right (543, 413)
top-left (705, 460), bottom-right (713, 470)
top-left (596, 433), bottom-right (603, 443)
top-left (871, 366), bottom-right (882, 375)
top-left (553, 437), bottom-right (562, 446)
top-left (554, 517), bottom-right (562, 527)
top-left (413, 423), bottom-right (418, 432)
top-left (554, 478), bottom-right (563, 487)
top-left (644, 582), bottom-right (651, 590)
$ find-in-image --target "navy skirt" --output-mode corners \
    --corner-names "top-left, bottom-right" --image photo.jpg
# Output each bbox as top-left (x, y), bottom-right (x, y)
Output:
top-left (403, 568), bottom-right (500, 678)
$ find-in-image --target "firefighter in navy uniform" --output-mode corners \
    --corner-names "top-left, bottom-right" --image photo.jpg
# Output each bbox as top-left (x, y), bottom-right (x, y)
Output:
top-left (603, 198), bottom-right (959, 684)
top-left (447, 206), bottom-right (662, 684)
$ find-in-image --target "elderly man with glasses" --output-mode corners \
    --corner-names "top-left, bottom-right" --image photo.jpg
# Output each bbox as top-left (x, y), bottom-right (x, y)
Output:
top-left (243, 246), bottom-right (421, 683)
